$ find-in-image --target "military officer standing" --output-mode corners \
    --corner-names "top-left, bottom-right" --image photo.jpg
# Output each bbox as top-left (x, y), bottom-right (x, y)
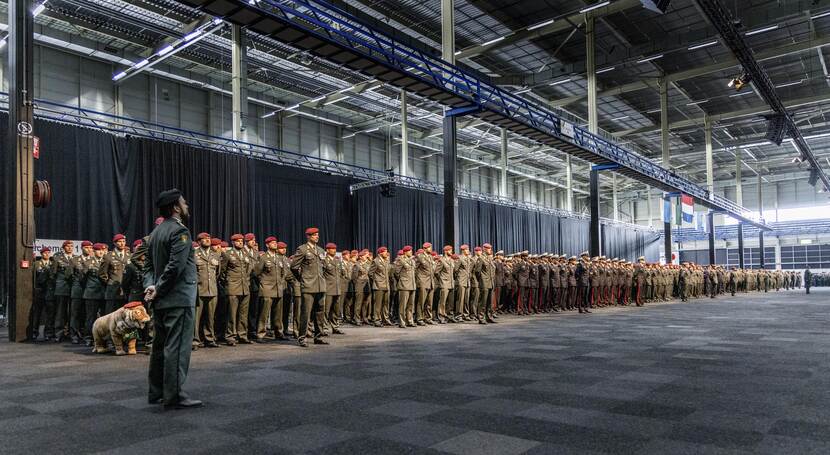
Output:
top-left (395, 246), bottom-right (417, 328)
top-left (415, 243), bottom-right (436, 325)
top-left (83, 243), bottom-right (107, 345)
top-left (143, 189), bottom-right (201, 409)
top-left (804, 268), bottom-right (812, 294)
top-left (100, 234), bottom-right (131, 315)
top-left (369, 247), bottom-right (392, 326)
top-left (454, 245), bottom-right (472, 321)
top-left (51, 240), bottom-right (75, 342)
top-left (193, 233), bottom-right (219, 348)
top-left (255, 237), bottom-right (289, 342)
top-left (290, 227), bottom-right (328, 347)
top-left (576, 253), bottom-right (591, 314)
top-left (476, 243), bottom-right (497, 323)
top-left (351, 250), bottom-right (371, 325)
top-left (435, 245), bottom-right (455, 324)
top-left (321, 242), bottom-right (345, 334)
top-left (69, 241), bottom-right (94, 343)
top-left (221, 234), bottom-right (252, 345)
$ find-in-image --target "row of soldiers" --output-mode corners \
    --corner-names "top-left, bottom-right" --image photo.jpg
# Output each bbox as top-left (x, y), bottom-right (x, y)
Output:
top-left (31, 225), bottom-right (810, 347)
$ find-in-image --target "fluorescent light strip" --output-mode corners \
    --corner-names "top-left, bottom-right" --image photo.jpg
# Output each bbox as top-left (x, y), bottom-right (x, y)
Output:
top-left (596, 66), bottom-right (615, 74)
top-left (610, 115), bottom-right (629, 121)
top-left (158, 45), bottom-right (175, 56)
top-left (729, 91), bottom-right (753, 97)
top-left (549, 78), bottom-right (571, 86)
top-left (579, 1), bottom-right (610, 14)
top-left (688, 40), bottom-right (718, 51)
top-left (514, 88), bottom-right (532, 94)
top-left (745, 24), bottom-right (779, 36)
top-left (686, 100), bottom-right (708, 106)
top-left (775, 80), bottom-right (801, 88)
top-left (812, 11), bottom-right (830, 19)
top-left (32, 2), bottom-right (47, 17)
top-left (135, 59), bottom-right (150, 69)
top-left (113, 71), bottom-right (127, 81)
top-left (481, 36), bottom-right (506, 47)
top-left (636, 54), bottom-right (663, 63)
top-left (527, 19), bottom-right (555, 31)
top-left (309, 95), bottom-right (326, 103)
top-left (183, 30), bottom-right (202, 42)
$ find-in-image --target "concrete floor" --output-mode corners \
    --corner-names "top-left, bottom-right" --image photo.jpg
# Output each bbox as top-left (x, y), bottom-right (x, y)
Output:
top-left (1, 288), bottom-right (829, 454)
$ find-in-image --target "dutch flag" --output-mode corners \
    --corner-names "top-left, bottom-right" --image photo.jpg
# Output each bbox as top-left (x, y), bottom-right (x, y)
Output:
top-left (681, 194), bottom-right (694, 224)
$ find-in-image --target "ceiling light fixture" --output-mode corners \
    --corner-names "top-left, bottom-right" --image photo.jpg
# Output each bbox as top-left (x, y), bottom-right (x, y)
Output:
top-left (549, 78), bottom-right (571, 86)
top-left (687, 40), bottom-right (718, 51)
top-left (527, 19), bottom-right (555, 31)
top-left (745, 24), bottom-right (779, 36)
top-left (481, 36), bottom-right (506, 47)
top-left (729, 91), bottom-right (753, 97)
top-left (596, 66), bottom-right (615, 74)
top-left (812, 11), bottom-right (830, 20)
top-left (686, 100), bottom-right (708, 106)
top-left (157, 45), bottom-right (175, 56)
top-left (775, 80), bottom-right (801, 88)
top-left (514, 88), bottom-right (532, 94)
top-left (636, 54), bottom-right (663, 63)
top-left (32, 1), bottom-right (47, 17)
top-left (579, 1), bottom-right (611, 14)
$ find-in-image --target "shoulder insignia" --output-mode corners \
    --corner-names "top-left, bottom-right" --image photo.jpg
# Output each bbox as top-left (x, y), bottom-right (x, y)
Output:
top-left (181, 234), bottom-right (188, 243)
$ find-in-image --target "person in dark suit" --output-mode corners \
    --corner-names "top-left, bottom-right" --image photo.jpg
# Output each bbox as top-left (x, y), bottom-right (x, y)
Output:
top-left (143, 188), bottom-right (201, 410)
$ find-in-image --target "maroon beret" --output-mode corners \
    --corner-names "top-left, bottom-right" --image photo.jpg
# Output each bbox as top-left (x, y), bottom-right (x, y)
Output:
top-left (350, 249), bottom-right (358, 255)
top-left (154, 217), bottom-right (164, 226)
top-left (81, 240), bottom-right (93, 247)
top-left (93, 243), bottom-right (106, 251)
top-left (422, 242), bottom-right (432, 248)
top-left (244, 233), bottom-right (255, 241)
top-left (230, 234), bottom-right (244, 241)
top-left (377, 246), bottom-right (387, 254)
top-left (40, 247), bottom-right (50, 254)
top-left (276, 241), bottom-right (287, 248)
top-left (460, 244), bottom-right (469, 250)
top-left (402, 245), bottom-right (413, 252)
top-left (474, 246), bottom-right (483, 252)
top-left (360, 249), bottom-right (370, 256)
top-left (124, 301), bottom-right (144, 309)
top-left (220, 241), bottom-right (229, 248)
top-left (416, 249), bottom-right (424, 255)
top-left (132, 239), bottom-right (143, 249)
top-left (341, 250), bottom-right (350, 256)
top-left (443, 245), bottom-right (453, 251)
top-left (196, 232), bottom-right (210, 240)
top-left (210, 238), bottom-right (221, 246)
top-left (305, 227), bottom-right (319, 235)
top-left (482, 243), bottom-right (492, 249)
top-left (397, 250), bottom-right (403, 256)
top-left (191, 242), bottom-right (199, 248)
top-left (112, 234), bottom-right (126, 242)
top-left (326, 243), bottom-right (337, 250)
top-left (451, 254), bottom-right (459, 260)
top-left (62, 240), bottom-right (73, 247)
top-left (265, 236), bottom-right (278, 244)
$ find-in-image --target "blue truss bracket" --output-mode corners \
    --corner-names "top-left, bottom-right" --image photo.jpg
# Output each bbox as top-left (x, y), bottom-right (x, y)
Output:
top-left (664, 192), bottom-right (682, 198)
top-left (592, 164), bottom-right (620, 171)
top-left (446, 104), bottom-right (484, 118)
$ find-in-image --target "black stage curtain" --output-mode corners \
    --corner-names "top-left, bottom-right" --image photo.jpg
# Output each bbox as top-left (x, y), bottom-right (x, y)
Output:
top-left (602, 224), bottom-right (661, 262)
top-left (351, 186), bottom-right (443, 252)
top-left (559, 218), bottom-right (590, 257)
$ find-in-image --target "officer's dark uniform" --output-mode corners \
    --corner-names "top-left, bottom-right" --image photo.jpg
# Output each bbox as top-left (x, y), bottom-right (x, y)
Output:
top-left (143, 193), bottom-right (198, 407)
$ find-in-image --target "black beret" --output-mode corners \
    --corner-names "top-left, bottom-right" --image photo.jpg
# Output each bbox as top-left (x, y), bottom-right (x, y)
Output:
top-left (155, 188), bottom-right (182, 208)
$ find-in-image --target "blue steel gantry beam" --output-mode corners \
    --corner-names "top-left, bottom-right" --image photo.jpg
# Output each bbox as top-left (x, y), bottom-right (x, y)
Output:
top-left (174, 0), bottom-right (770, 230)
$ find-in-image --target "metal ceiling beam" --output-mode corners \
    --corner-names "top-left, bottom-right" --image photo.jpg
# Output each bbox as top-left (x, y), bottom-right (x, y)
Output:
top-left (454, 0), bottom-right (642, 61)
top-left (614, 93), bottom-right (830, 136)
top-left (548, 33), bottom-right (830, 107)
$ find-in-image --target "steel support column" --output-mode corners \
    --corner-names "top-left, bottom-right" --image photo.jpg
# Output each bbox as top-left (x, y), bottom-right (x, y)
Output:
top-left (705, 114), bottom-right (714, 193)
top-left (400, 90), bottom-right (409, 176)
top-left (759, 231), bottom-right (765, 269)
top-left (735, 148), bottom-right (743, 206)
top-left (589, 168), bottom-right (600, 257)
top-left (612, 173), bottom-right (619, 221)
top-left (565, 155), bottom-right (573, 211)
top-left (231, 24), bottom-right (247, 141)
top-left (664, 195), bottom-right (672, 264)
top-left (7, 0), bottom-right (35, 341)
top-left (500, 128), bottom-right (508, 197)
top-left (708, 212), bottom-right (715, 265)
top-left (586, 16), bottom-right (597, 134)
top-left (441, 0), bottom-right (455, 63)
top-left (737, 223), bottom-right (745, 269)
top-left (660, 77), bottom-right (669, 168)
top-left (758, 172), bottom-right (764, 268)
top-left (443, 115), bottom-right (458, 248)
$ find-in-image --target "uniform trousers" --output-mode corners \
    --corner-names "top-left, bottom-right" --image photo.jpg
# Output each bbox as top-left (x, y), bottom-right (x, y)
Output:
top-left (372, 290), bottom-right (390, 324)
top-left (148, 306), bottom-right (194, 404)
top-left (353, 289), bottom-right (370, 323)
top-left (297, 292), bottom-right (325, 344)
top-left (478, 288), bottom-right (493, 320)
top-left (199, 296), bottom-right (218, 343)
top-left (436, 288), bottom-right (451, 321)
top-left (69, 297), bottom-right (86, 338)
top-left (225, 294), bottom-right (250, 341)
top-left (397, 290), bottom-right (415, 327)
top-left (416, 288), bottom-right (434, 322)
top-left (53, 295), bottom-right (72, 338)
top-left (454, 286), bottom-right (468, 318)
top-left (257, 296), bottom-right (284, 339)
top-left (467, 287), bottom-right (479, 317)
top-left (84, 299), bottom-right (105, 339)
top-left (578, 285), bottom-right (590, 310)
top-left (324, 294), bottom-right (341, 330)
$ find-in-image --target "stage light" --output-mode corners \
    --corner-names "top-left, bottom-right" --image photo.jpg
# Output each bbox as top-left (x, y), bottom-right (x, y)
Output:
top-left (764, 114), bottom-right (787, 146)
top-left (728, 72), bottom-right (751, 91)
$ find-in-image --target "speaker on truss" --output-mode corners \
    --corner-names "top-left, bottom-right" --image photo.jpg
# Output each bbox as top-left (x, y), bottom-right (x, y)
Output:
top-left (764, 113), bottom-right (787, 146)
top-left (640, 0), bottom-right (671, 13)
top-left (380, 168), bottom-right (397, 198)
top-left (808, 166), bottom-right (819, 187)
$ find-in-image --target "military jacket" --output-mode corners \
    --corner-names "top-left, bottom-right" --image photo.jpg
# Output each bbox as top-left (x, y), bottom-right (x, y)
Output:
top-left (395, 256), bottom-right (417, 291)
top-left (290, 242), bottom-right (327, 294)
top-left (35, 258), bottom-right (55, 300)
top-left (100, 249), bottom-right (131, 300)
top-left (435, 255), bottom-right (455, 290)
top-left (415, 252), bottom-right (436, 289)
top-left (221, 248), bottom-right (252, 296)
top-left (352, 259), bottom-right (371, 293)
top-left (52, 251), bottom-right (75, 297)
top-left (71, 254), bottom-right (94, 299)
top-left (195, 247), bottom-right (220, 297)
top-left (256, 251), bottom-right (288, 298)
top-left (321, 254), bottom-right (343, 296)
top-left (454, 255), bottom-right (472, 288)
top-left (83, 256), bottom-right (105, 300)
top-left (142, 217), bottom-right (197, 309)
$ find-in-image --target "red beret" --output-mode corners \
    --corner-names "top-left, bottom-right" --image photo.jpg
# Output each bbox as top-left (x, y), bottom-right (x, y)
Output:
top-left (124, 301), bottom-right (144, 309)
top-left (230, 234), bottom-right (244, 241)
top-left (422, 242), bottom-right (432, 248)
top-left (483, 243), bottom-right (492, 249)
top-left (244, 233), bottom-right (255, 241)
top-left (62, 240), bottom-right (73, 247)
top-left (40, 247), bottom-right (50, 254)
top-left (443, 245), bottom-right (452, 251)
top-left (93, 243), bottom-right (106, 251)
top-left (474, 246), bottom-right (483, 252)
top-left (81, 241), bottom-right (93, 247)
top-left (360, 249), bottom-right (370, 256)
top-left (397, 250), bottom-right (403, 256)
top-left (220, 241), bottom-right (229, 248)
top-left (326, 243), bottom-right (337, 249)
top-left (460, 244), bottom-right (469, 250)
top-left (132, 239), bottom-right (143, 249)
top-left (451, 254), bottom-right (459, 260)
top-left (113, 234), bottom-right (126, 242)
top-left (341, 250), bottom-right (350, 255)
top-left (196, 232), bottom-right (210, 240)
top-left (431, 251), bottom-right (438, 257)
top-left (350, 249), bottom-right (358, 255)
top-left (210, 238), bottom-right (221, 246)
top-left (416, 249), bottom-right (424, 255)
top-left (433, 256), bottom-right (441, 261)
top-left (402, 245), bottom-right (413, 252)
top-left (276, 241), bottom-right (287, 248)
top-left (305, 227), bottom-right (319, 235)
top-left (191, 241), bottom-right (199, 248)
top-left (154, 217), bottom-right (164, 226)
top-left (265, 236), bottom-right (278, 244)
top-left (377, 246), bottom-right (387, 254)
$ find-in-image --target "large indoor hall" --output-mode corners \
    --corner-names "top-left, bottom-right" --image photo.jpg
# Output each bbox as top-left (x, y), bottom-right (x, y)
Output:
top-left (1, 0), bottom-right (830, 453)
